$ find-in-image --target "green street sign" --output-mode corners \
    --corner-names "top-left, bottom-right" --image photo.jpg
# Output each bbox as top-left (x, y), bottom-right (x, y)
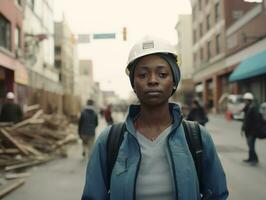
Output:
top-left (93, 33), bottom-right (116, 39)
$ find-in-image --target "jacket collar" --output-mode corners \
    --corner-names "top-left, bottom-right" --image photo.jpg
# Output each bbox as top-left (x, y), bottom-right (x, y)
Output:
top-left (125, 103), bottom-right (183, 136)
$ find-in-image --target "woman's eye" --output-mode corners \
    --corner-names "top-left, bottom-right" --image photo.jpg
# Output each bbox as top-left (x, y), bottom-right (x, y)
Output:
top-left (159, 73), bottom-right (167, 78)
top-left (139, 73), bottom-right (147, 79)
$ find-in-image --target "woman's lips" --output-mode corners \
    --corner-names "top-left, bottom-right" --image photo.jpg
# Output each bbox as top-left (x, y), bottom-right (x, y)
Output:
top-left (145, 90), bottom-right (162, 95)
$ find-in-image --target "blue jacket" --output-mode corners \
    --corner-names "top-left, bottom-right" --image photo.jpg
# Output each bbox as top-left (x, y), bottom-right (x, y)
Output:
top-left (82, 104), bottom-right (228, 200)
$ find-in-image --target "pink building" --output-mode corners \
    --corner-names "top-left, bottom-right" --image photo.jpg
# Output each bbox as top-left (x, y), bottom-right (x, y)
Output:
top-left (0, 0), bottom-right (28, 105)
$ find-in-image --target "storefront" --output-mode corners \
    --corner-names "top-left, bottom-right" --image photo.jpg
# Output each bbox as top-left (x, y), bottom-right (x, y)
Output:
top-left (229, 49), bottom-right (266, 103)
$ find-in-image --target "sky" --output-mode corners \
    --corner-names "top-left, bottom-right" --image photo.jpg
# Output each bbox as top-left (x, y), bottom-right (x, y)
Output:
top-left (53, 0), bottom-right (191, 99)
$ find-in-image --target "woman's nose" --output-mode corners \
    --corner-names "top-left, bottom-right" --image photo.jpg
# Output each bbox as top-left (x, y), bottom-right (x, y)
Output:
top-left (148, 73), bottom-right (159, 85)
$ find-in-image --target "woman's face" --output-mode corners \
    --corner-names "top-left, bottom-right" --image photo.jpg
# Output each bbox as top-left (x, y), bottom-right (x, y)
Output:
top-left (133, 54), bottom-right (174, 106)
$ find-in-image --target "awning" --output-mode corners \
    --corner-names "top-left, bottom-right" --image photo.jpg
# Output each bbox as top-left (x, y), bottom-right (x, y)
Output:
top-left (229, 49), bottom-right (266, 82)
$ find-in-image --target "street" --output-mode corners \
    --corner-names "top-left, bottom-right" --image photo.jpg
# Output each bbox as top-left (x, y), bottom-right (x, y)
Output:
top-left (206, 115), bottom-right (266, 200)
top-left (2, 114), bottom-right (266, 200)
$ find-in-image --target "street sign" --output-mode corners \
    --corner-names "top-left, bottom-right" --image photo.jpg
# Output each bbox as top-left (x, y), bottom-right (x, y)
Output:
top-left (77, 34), bottom-right (90, 43)
top-left (93, 33), bottom-right (116, 39)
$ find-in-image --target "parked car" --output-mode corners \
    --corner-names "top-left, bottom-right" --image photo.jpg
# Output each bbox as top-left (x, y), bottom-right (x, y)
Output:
top-left (226, 94), bottom-right (245, 120)
top-left (259, 102), bottom-right (266, 121)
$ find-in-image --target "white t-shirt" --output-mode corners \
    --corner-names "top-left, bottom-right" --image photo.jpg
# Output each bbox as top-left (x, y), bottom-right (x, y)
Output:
top-left (135, 125), bottom-right (174, 200)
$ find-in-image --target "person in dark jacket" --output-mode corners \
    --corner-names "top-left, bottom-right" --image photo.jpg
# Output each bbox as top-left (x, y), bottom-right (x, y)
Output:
top-left (187, 99), bottom-right (208, 126)
top-left (242, 92), bottom-right (260, 164)
top-left (78, 99), bottom-right (98, 157)
top-left (0, 92), bottom-right (23, 123)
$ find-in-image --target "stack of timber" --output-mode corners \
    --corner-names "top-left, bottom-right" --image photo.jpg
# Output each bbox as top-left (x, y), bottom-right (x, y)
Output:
top-left (0, 106), bottom-right (78, 198)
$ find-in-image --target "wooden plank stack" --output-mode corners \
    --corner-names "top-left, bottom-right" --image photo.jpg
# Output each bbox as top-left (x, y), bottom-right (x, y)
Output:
top-left (0, 105), bottom-right (78, 198)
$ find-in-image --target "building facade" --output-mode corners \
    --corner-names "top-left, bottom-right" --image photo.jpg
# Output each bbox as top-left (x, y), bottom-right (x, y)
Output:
top-left (191, 0), bottom-right (265, 112)
top-left (0, 0), bottom-right (28, 106)
top-left (174, 15), bottom-right (194, 106)
top-left (226, 0), bottom-right (266, 104)
top-left (23, 0), bottom-right (62, 94)
top-left (78, 59), bottom-right (95, 106)
top-left (191, 0), bottom-right (227, 112)
top-left (54, 19), bottom-right (76, 95)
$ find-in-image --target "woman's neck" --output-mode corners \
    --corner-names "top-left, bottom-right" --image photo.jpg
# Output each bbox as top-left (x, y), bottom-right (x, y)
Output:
top-left (139, 103), bottom-right (171, 125)
top-left (135, 103), bottom-right (172, 141)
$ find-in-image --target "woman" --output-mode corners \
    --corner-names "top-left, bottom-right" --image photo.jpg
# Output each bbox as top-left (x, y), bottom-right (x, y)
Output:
top-left (81, 36), bottom-right (228, 200)
top-left (187, 99), bottom-right (209, 126)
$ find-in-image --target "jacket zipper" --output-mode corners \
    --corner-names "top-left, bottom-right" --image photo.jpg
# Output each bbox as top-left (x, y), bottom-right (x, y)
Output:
top-left (167, 137), bottom-right (178, 200)
top-left (167, 116), bottom-right (183, 200)
top-left (132, 135), bottom-right (141, 200)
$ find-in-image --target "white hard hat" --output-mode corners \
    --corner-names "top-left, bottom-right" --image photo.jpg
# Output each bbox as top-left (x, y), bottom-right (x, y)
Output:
top-left (243, 92), bottom-right (254, 100)
top-left (126, 35), bottom-right (177, 71)
top-left (6, 92), bottom-right (15, 99)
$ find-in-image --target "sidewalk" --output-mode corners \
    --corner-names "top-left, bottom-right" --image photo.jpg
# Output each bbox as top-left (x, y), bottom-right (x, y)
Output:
top-left (207, 114), bottom-right (266, 200)
top-left (207, 114), bottom-right (266, 162)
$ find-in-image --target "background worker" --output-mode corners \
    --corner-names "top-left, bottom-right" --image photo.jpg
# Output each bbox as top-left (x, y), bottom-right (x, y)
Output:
top-left (242, 92), bottom-right (261, 164)
top-left (0, 92), bottom-right (23, 123)
top-left (78, 99), bottom-right (98, 158)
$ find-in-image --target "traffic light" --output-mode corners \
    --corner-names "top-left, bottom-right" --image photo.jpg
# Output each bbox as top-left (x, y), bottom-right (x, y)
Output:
top-left (123, 27), bottom-right (127, 41)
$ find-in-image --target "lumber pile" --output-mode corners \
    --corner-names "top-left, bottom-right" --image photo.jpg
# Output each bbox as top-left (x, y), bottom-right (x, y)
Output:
top-left (0, 106), bottom-right (78, 198)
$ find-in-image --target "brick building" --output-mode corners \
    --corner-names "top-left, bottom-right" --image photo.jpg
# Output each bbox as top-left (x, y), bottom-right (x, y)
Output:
top-left (0, 0), bottom-right (28, 106)
top-left (191, 0), bottom-right (265, 112)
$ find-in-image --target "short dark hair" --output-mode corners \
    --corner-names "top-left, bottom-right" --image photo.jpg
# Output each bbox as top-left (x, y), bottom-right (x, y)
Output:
top-left (87, 99), bottom-right (94, 105)
top-left (192, 99), bottom-right (200, 107)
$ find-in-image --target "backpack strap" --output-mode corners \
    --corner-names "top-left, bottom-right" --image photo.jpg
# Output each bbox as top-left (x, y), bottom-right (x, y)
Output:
top-left (182, 119), bottom-right (203, 190)
top-left (106, 122), bottom-right (125, 191)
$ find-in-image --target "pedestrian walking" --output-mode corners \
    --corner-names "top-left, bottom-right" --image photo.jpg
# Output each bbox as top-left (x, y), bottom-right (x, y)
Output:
top-left (0, 92), bottom-right (23, 123)
top-left (241, 92), bottom-right (261, 164)
top-left (78, 99), bottom-right (98, 157)
top-left (82, 36), bottom-right (228, 200)
top-left (104, 104), bottom-right (114, 125)
top-left (187, 99), bottom-right (209, 126)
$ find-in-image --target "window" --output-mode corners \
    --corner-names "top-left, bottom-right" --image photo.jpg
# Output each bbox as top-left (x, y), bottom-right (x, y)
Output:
top-left (215, 2), bottom-right (221, 22)
top-left (30, 0), bottom-right (35, 10)
top-left (232, 10), bottom-right (243, 20)
top-left (55, 46), bottom-right (61, 55)
top-left (55, 60), bottom-right (61, 68)
top-left (199, 23), bottom-right (203, 37)
top-left (0, 14), bottom-right (11, 51)
top-left (16, 0), bottom-right (22, 6)
top-left (206, 14), bottom-right (211, 31)
top-left (82, 67), bottom-right (89, 75)
top-left (192, 6), bottom-right (196, 20)
top-left (59, 73), bottom-right (62, 82)
top-left (216, 34), bottom-right (221, 54)
top-left (200, 47), bottom-right (204, 62)
top-left (193, 53), bottom-right (197, 63)
top-left (193, 30), bottom-right (197, 43)
top-left (207, 41), bottom-right (211, 60)
top-left (15, 27), bottom-right (21, 49)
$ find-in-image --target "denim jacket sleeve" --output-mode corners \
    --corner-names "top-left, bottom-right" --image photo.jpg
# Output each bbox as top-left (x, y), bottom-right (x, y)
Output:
top-left (81, 126), bottom-right (110, 200)
top-left (200, 126), bottom-right (229, 200)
